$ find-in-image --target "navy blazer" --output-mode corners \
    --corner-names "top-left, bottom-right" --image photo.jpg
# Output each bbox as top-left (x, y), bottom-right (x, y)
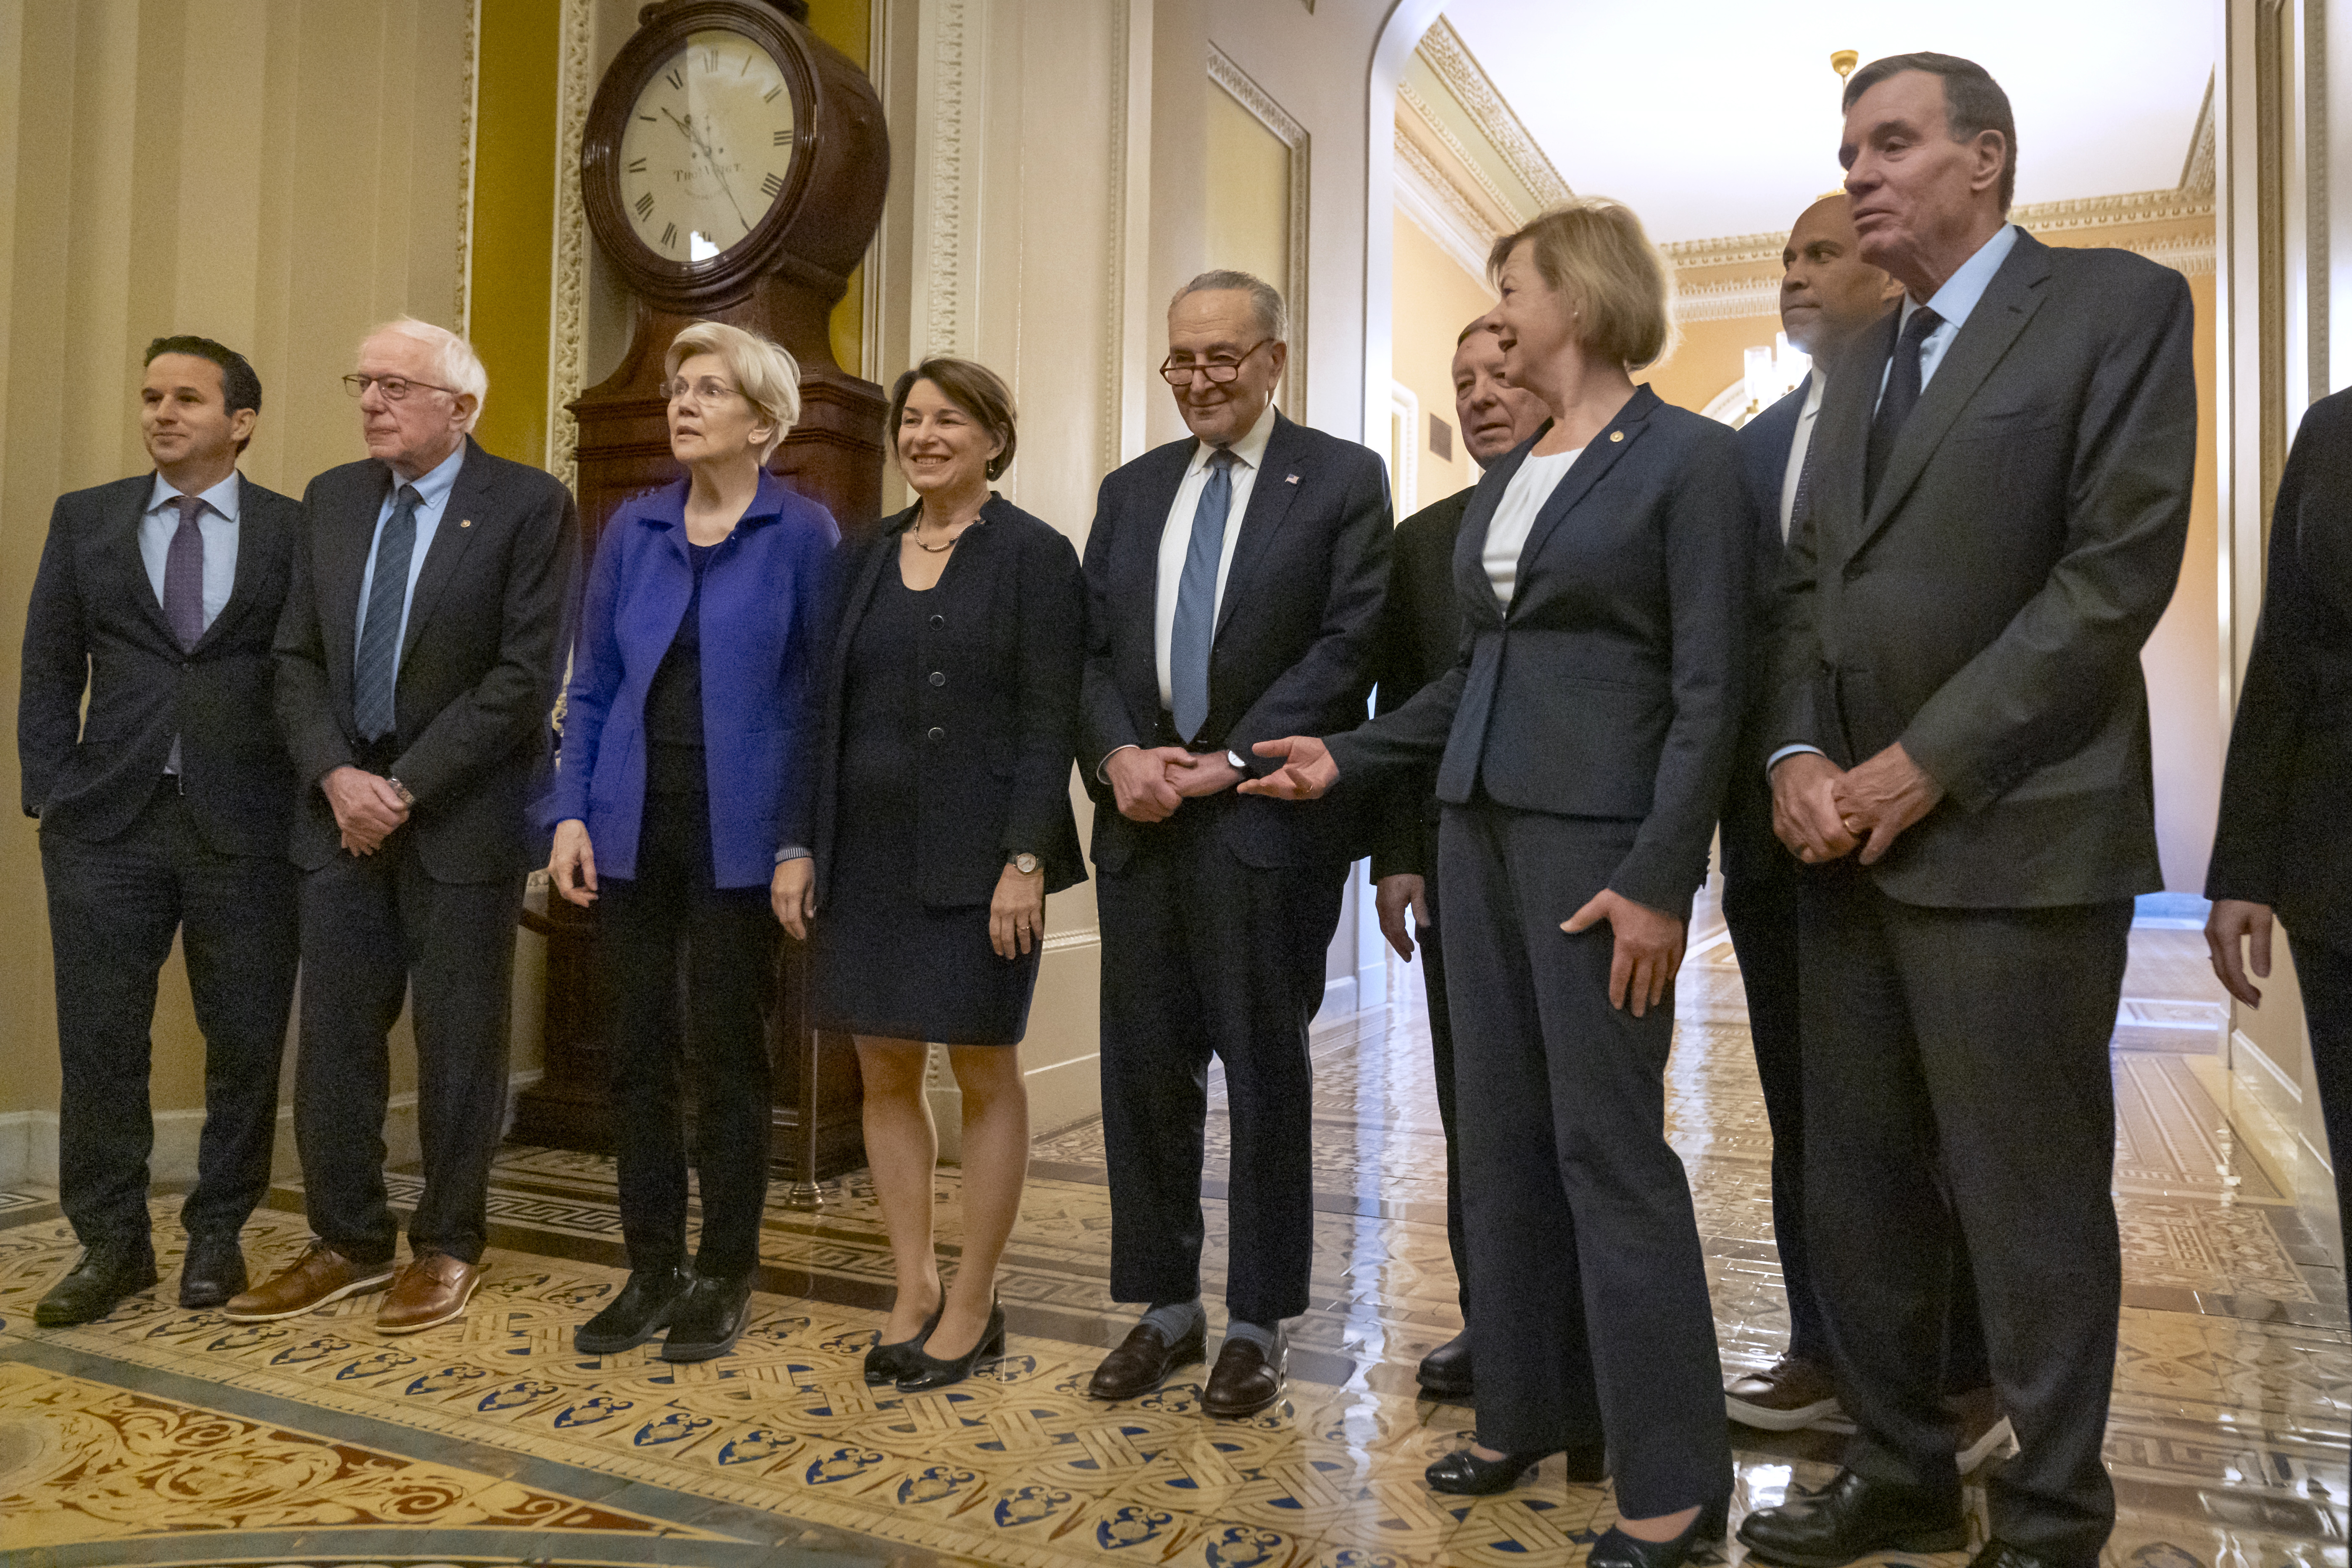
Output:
top-left (1329, 386), bottom-right (1750, 913)
top-left (1719, 382), bottom-right (1808, 889)
top-left (2208, 387), bottom-right (2352, 951)
top-left (1078, 411), bottom-right (1392, 872)
top-left (20, 472), bottom-right (302, 856)
top-left (543, 472), bottom-right (837, 888)
top-left (813, 495), bottom-right (1085, 908)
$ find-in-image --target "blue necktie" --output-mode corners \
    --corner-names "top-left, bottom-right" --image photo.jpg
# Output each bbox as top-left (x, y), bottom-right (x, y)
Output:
top-left (1865, 306), bottom-right (1942, 506)
top-left (1170, 448), bottom-right (1238, 742)
top-left (355, 484), bottom-right (421, 742)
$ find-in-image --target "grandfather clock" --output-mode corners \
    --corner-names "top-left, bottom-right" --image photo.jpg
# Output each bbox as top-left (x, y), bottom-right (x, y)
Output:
top-left (510, 0), bottom-right (888, 1188)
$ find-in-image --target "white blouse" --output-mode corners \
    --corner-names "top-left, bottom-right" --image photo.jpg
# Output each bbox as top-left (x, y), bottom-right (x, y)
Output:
top-left (1481, 447), bottom-right (1583, 610)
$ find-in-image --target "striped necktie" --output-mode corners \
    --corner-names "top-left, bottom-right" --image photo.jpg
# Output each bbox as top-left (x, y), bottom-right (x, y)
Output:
top-left (1169, 447), bottom-right (1238, 742)
top-left (354, 484), bottom-right (421, 742)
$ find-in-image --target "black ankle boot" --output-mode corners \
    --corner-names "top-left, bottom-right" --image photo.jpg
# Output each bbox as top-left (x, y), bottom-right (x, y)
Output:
top-left (1425, 1440), bottom-right (1607, 1495)
top-left (36, 1241), bottom-right (159, 1326)
top-left (659, 1273), bottom-right (753, 1362)
top-left (574, 1267), bottom-right (692, 1355)
top-left (865, 1295), bottom-right (946, 1385)
top-left (1588, 1498), bottom-right (1730, 1568)
top-left (897, 1299), bottom-right (1005, 1392)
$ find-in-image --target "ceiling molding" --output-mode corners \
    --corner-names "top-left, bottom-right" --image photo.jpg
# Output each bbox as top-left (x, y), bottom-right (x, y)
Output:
top-left (1674, 277), bottom-right (1784, 324)
top-left (1397, 82), bottom-right (1521, 232)
top-left (2181, 69), bottom-right (2216, 195)
top-left (1395, 126), bottom-right (1504, 283)
top-left (1413, 16), bottom-right (1571, 209)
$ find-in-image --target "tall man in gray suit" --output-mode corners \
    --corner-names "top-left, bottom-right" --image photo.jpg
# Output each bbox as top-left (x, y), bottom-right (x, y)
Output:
top-left (1736, 55), bottom-right (2195, 1568)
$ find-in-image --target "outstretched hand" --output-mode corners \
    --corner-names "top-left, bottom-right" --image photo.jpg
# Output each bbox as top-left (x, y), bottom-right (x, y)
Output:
top-left (1562, 889), bottom-right (1685, 1018)
top-left (1236, 736), bottom-right (1338, 800)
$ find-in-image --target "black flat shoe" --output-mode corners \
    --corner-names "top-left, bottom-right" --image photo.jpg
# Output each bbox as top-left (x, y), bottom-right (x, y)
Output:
top-left (575, 1266), bottom-right (692, 1355)
top-left (865, 1297), bottom-right (946, 1385)
top-left (1417, 1331), bottom-right (1474, 1401)
top-left (898, 1300), bottom-right (1005, 1392)
top-left (1425, 1441), bottom-right (1607, 1495)
top-left (1588, 1499), bottom-right (1730, 1568)
top-left (660, 1273), bottom-right (753, 1362)
top-left (178, 1233), bottom-right (248, 1310)
top-left (36, 1242), bottom-right (159, 1327)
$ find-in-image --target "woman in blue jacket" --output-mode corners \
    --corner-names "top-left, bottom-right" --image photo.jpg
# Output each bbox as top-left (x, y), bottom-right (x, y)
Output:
top-left (544, 320), bottom-right (837, 1365)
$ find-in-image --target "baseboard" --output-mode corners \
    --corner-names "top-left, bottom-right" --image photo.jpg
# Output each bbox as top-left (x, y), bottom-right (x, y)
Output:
top-left (919, 1047), bottom-right (1101, 1165)
top-left (1315, 975), bottom-right (1357, 1025)
top-left (0, 1069), bottom-right (548, 1193)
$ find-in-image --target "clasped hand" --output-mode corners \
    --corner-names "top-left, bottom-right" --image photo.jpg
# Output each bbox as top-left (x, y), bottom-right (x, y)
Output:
top-left (1770, 742), bottom-right (1943, 866)
top-left (324, 764), bottom-right (409, 856)
top-left (1106, 746), bottom-right (1246, 822)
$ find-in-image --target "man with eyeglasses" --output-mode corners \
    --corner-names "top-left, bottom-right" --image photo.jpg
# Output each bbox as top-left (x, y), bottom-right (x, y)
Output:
top-left (1077, 270), bottom-right (1391, 1418)
top-left (19, 336), bottom-right (302, 1326)
top-left (225, 317), bottom-right (578, 1335)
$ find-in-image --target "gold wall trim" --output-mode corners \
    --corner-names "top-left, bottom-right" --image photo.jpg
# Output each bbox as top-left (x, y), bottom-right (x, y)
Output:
top-left (457, 0), bottom-right (483, 335)
top-left (1207, 43), bottom-right (1311, 419)
top-left (1412, 17), bottom-right (1569, 208)
top-left (1042, 926), bottom-right (1101, 954)
top-left (548, 0), bottom-right (593, 488)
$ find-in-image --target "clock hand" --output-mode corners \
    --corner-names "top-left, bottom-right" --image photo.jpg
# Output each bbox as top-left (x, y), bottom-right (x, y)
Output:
top-left (659, 106), bottom-right (751, 236)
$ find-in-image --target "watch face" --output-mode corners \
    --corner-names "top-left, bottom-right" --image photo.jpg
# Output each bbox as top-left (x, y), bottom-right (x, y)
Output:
top-left (617, 29), bottom-right (795, 264)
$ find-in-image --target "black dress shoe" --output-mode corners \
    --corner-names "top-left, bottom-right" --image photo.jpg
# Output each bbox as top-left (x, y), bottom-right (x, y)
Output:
top-left (865, 1297), bottom-right (945, 1385)
top-left (1588, 1499), bottom-right (1730, 1568)
top-left (659, 1273), bottom-right (753, 1362)
top-left (1737, 1467), bottom-right (1967, 1568)
top-left (575, 1267), bottom-right (692, 1355)
top-left (1426, 1441), bottom-right (1608, 1494)
top-left (1201, 1332), bottom-right (1285, 1418)
top-left (36, 1242), bottom-right (159, 1326)
top-left (177, 1234), bottom-right (248, 1310)
top-left (1088, 1318), bottom-right (1208, 1401)
top-left (1967, 1539), bottom-right (2068, 1568)
top-left (898, 1300), bottom-right (1005, 1392)
top-left (1417, 1331), bottom-right (1474, 1400)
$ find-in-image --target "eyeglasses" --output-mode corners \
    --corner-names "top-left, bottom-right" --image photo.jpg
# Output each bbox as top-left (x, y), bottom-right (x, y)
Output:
top-left (665, 377), bottom-right (743, 406)
top-left (1159, 337), bottom-right (1275, 386)
top-left (343, 373), bottom-right (460, 402)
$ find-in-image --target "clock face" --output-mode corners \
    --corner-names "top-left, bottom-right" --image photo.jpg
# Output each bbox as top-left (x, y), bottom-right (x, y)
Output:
top-left (616, 29), bottom-right (796, 264)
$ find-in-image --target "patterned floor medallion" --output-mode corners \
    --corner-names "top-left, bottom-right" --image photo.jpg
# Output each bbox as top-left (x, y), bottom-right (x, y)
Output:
top-left (0, 922), bottom-right (2341, 1567)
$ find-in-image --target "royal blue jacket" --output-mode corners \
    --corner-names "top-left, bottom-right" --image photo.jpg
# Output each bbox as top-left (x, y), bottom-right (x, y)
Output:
top-left (543, 472), bottom-right (838, 887)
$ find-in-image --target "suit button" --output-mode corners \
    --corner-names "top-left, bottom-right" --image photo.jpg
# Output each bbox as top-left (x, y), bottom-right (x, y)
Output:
top-left (927, 726), bottom-right (945, 742)
top-left (929, 670), bottom-right (946, 687)
top-left (929, 614), bottom-right (944, 629)
top-left (1842, 561), bottom-right (1863, 582)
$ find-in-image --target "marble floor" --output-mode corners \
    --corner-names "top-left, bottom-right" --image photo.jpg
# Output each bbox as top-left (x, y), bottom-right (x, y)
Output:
top-left (0, 920), bottom-right (2343, 1568)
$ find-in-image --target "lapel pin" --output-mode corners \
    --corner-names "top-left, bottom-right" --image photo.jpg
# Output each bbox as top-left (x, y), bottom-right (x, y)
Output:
top-left (1285, 474), bottom-right (1299, 484)
top-left (459, 519), bottom-right (473, 528)
top-left (1609, 431), bottom-right (1624, 443)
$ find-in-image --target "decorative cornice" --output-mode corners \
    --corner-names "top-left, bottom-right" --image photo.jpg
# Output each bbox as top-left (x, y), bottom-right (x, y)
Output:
top-left (454, 0), bottom-right (481, 335)
top-left (1674, 277), bottom-right (1783, 324)
top-left (1660, 230), bottom-right (1786, 271)
top-left (1207, 45), bottom-right (1309, 419)
top-left (1413, 17), bottom-right (1570, 209)
top-left (547, 0), bottom-right (593, 487)
top-left (2182, 69), bottom-right (2216, 196)
top-left (1394, 126), bottom-right (1500, 282)
top-left (2012, 187), bottom-right (2217, 234)
top-left (1396, 80), bottom-right (1519, 230)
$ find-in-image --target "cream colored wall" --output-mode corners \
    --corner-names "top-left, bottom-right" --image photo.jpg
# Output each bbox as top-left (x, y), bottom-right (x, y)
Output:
top-left (1204, 82), bottom-right (1290, 330)
top-left (0, 1), bottom-right (471, 1173)
top-left (1390, 211), bottom-right (1492, 510)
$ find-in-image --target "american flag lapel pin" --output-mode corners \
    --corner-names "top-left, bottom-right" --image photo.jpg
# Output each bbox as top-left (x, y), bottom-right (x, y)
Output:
top-left (1285, 474), bottom-right (1299, 484)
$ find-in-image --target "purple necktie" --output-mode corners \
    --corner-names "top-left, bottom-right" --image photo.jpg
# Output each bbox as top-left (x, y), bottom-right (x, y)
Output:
top-left (163, 494), bottom-right (206, 651)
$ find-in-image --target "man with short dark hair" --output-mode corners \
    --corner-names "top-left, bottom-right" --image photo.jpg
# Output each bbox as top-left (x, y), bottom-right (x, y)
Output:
top-left (1367, 313), bottom-right (1546, 1402)
top-left (19, 336), bottom-right (303, 1324)
top-left (1079, 270), bottom-right (1390, 1419)
top-left (1737, 54), bottom-right (2195, 1568)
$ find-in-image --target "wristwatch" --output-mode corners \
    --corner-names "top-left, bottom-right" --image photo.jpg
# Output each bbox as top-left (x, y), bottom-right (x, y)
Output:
top-left (386, 777), bottom-right (417, 808)
top-left (1225, 750), bottom-right (1248, 773)
top-left (1008, 852), bottom-right (1041, 875)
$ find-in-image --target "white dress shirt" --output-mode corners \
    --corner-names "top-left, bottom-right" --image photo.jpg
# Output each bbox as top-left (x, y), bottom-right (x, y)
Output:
top-left (353, 441), bottom-right (467, 686)
top-left (1153, 403), bottom-right (1276, 709)
top-left (1481, 447), bottom-right (1581, 609)
top-left (141, 471), bottom-right (242, 775)
top-left (1778, 371), bottom-right (1827, 543)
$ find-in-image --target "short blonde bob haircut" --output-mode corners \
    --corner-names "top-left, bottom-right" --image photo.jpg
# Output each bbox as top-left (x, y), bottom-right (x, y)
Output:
top-left (665, 320), bottom-right (801, 462)
top-left (1488, 198), bottom-right (1675, 373)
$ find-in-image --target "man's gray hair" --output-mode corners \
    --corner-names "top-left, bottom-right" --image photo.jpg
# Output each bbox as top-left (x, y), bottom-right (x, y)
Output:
top-left (1169, 269), bottom-right (1287, 342)
top-left (362, 316), bottom-right (489, 432)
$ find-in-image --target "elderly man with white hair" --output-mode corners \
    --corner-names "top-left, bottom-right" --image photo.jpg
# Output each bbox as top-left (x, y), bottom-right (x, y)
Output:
top-left (226, 316), bottom-right (579, 1333)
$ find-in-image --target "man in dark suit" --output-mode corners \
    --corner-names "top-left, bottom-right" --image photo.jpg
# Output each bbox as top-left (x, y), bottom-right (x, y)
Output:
top-left (18, 337), bottom-right (302, 1325)
top-left (1737, 56), bottom-right (2195, 1568)
top-left (1079, 270), bottom-right (1390, 1418)
top-left (2205, 389), bottom-right (2352, 1299)
top-left (224, 318), bottom-right (577, 1336)
top-left (1367, 313), bottom-right (1546, 1402)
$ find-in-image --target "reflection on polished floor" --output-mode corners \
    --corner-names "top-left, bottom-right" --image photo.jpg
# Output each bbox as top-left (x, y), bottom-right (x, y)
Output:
top-left (0, 920), bottom-right (2343, 1568)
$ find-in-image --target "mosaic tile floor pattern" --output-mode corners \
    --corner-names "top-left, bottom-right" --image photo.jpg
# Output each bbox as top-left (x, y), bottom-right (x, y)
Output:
top-left (0, 926), bottom-right (2343, 1568)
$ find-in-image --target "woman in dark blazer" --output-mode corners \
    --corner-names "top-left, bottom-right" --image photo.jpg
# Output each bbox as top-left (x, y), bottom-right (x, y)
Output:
top-left (544, 321), bottom-right (838, 1364)
top-left (809, 356), bottom-right (1084, 1393)
top-left (1246, 200), bottom-right (1747, 1568)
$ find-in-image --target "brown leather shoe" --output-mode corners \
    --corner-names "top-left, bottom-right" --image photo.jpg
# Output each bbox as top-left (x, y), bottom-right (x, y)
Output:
top-left (221, 1241), bottom-right (392, 1323)
top-left (1087, 1318), bottom-right (1208, 1401)
top-left (376, 1250), bottom-right (482, 1335)
top-left (1201, 1332), bottom-right (1285, 1418)
top-left (1726, 1353), bottom-right (1841, 1431)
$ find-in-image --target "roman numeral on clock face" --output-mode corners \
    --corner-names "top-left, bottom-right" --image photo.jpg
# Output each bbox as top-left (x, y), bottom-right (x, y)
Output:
top-left (772, 128), bottom-right (790, 146)
top-left (761, 172), bottom-right (784, 200)
top-left (661, 221), bottom-right (678, 250)
top-left (635, 192), bottom-right (656, 220)
top-left (627, 157), bottom-right (647, 173)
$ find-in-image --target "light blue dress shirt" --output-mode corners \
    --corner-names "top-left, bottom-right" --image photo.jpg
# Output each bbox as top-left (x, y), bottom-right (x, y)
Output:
top-left (353, 442), bottom-right (466, 685)
top-left (142, 471), bottom-right (242, 775)
top-left (1770, 223), bottom-right (2022, 779)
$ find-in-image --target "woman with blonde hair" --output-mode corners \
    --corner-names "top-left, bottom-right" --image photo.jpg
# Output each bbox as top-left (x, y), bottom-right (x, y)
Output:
top-left (545, 319), bottom-right (838, 1362)
top-left (1242, 199), bottom-right (1748, 1567)
top-left (808, 356), bottom-right (1084, 1392)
